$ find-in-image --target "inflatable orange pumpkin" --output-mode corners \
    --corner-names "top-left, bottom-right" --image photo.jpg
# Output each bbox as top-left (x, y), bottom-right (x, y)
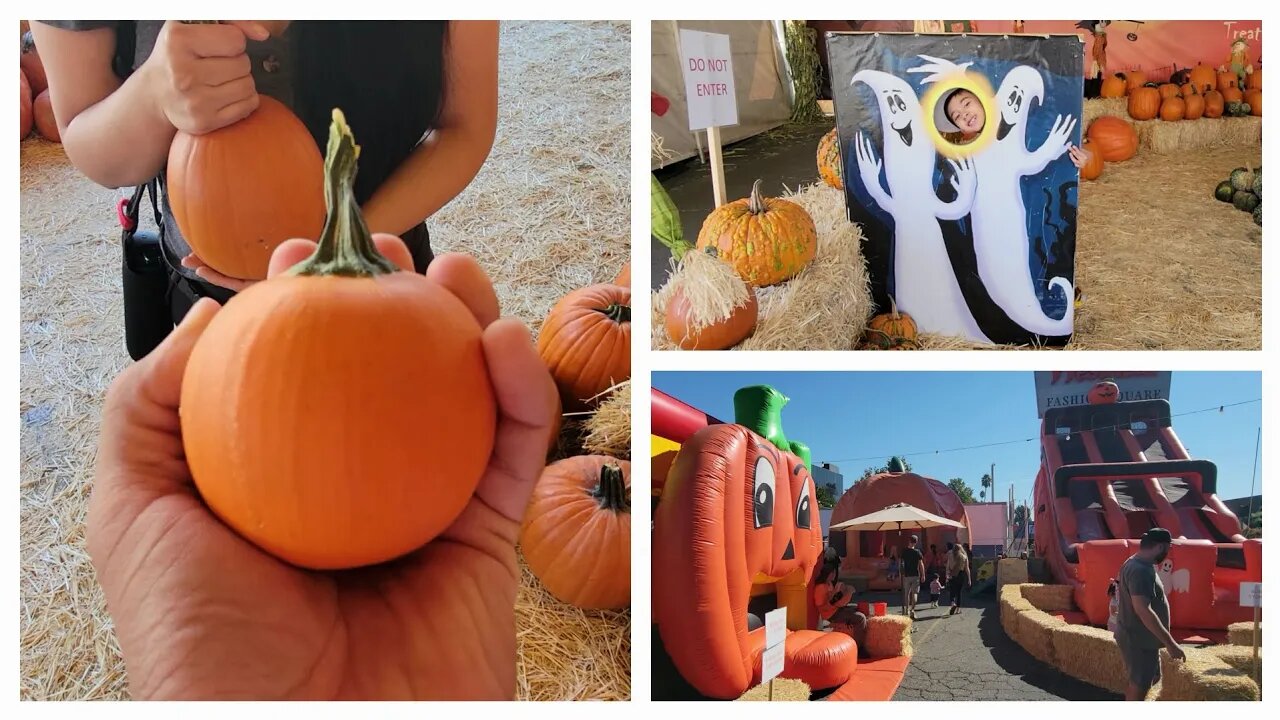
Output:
top-left (653, 423), bottom-right (858, 699)
top-left (1087, 379), bottom-right (1119, 404)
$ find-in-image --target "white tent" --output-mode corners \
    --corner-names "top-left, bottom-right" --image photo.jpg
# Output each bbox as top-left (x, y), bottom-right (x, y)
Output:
top-left (650, 20), bottom-right (793, 168)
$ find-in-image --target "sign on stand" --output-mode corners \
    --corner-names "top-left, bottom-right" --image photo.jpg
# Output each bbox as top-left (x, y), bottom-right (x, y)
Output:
top-left (1240, 582), bottom-right (1261, 689)
top-left (678, 29), bottom-right (737, 208)
top-left (761, 607), bottom-right (787, 699)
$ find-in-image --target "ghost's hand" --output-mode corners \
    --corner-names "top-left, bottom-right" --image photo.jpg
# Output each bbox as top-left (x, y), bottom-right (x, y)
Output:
top-left (936, 156), bottom-right (976, 220)
top-left (1047, 114), bottom-right (1078, 155)
top-left (854, 131), bottom-right (890, 207)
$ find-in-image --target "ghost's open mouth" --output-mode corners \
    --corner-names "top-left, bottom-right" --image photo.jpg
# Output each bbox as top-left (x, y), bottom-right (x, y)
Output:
top-left (892, 121), bottom-right (913, 147)
top-left (997, 117), bottom-right (1014, 140)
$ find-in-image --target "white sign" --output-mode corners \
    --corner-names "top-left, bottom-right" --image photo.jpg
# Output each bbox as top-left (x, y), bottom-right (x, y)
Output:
top-left (761, 640), bottom-right (786, 684)
top-left (764, 607), bottom-right (787, 649)
top-left (679, 29), bottom-right (738, 131)
top-left (1033, 371), bottom-right (1173, 418)
top-left (1240, 582), bottom-right (1262, 608)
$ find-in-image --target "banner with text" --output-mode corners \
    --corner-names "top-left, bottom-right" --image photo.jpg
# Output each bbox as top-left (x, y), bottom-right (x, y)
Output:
top-left (1033, 371), bottom-right (1172, 417)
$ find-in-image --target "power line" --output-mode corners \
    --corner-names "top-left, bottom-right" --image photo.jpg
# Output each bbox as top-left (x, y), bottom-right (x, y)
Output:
top-left (821, 398), bottom-right (1261, 465)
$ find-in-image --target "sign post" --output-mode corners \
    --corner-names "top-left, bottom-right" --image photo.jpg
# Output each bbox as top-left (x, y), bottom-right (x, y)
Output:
top-left (762, 607), bottom-right (787, 700)
top-left (679, 29), bottom-right (738, 208)
top-left (1240, 582), bottom-right (1261, 689)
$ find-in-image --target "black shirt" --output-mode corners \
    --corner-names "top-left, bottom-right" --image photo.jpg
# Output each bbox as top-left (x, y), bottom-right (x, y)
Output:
top-left (900, 547), bottom-right (924, 577)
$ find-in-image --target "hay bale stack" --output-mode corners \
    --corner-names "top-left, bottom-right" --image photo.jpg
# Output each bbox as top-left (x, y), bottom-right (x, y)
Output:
top-left (1135, 116), bottom-right (1262, 154)
top-left (737, 678), bottom-right (812, 701)
top-left (1228, 621), bottom-right (1261, 647)
top-left (996, 558), bottom-right (1029, 590)
top-left (652, 183), bottom-right (873, 351)
top-left (999, 584), bottom-right (1035, 639)
top-left (1156, 647), bottom-right (1260, 701)
top-left (1084, 97), bottom-right (1128, 127)
top-left (863, 614), bottom-right (913, 658)
top-left (580, 381), bottom-right (630, 459)
top-left (1020, 583), bottom-right (1075, 612)
top-left (1049, 623), bottom-right (1128, 694)
top-left (1206, 644), bottom-right (1262, 682)
top-left (1014, 608), bottom-right (1065, 665)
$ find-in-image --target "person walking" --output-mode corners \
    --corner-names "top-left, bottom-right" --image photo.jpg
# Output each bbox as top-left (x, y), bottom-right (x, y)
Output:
top-left (1114, 528), bottom-right (1187, 701)
top-left (899, 535), bottom-right (925, 620)
top-left (945, 542), bottom-right (970, 615)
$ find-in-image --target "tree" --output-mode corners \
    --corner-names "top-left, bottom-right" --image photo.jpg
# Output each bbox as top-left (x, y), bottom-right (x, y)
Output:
top-left (1244, 510), bottom-right (1262, 539)
top-left (948, 478), bottom-right (976, 504)
top-left (1013, 504), bottom-right (1030, 538)
top-left (816, 484), bottom-right (837, 509)
top-left (980, 473), bottom-right (993, 503)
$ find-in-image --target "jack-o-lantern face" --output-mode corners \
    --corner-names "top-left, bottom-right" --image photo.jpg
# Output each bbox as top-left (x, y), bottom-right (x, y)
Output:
top-left (654, 424), bottom-right (823, 698)
top-left (1087, 380), bottom-right (1120, 405)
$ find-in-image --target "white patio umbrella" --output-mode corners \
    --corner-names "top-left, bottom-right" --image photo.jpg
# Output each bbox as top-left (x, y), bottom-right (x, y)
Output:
top-left (828, 502), bottom-right (965, 532)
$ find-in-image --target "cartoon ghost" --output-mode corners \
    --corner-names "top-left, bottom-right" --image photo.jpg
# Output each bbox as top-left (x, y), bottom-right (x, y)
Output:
top-left (849, 69), bottom-right (990, 343)
top-left (1157, 558), bottom-right (1191, 594)
top-left (913, 58), bottom-right (1078, 337)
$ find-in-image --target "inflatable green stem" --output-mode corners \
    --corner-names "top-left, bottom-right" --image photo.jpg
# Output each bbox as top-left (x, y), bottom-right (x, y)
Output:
top-left (789, 441), bottom-right (812, 472)
top-left (734, 384), bottom-right (801, 459)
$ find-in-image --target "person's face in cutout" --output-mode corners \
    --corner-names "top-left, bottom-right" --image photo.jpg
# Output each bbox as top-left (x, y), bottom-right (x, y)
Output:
top-left (946, 89), bottom-right (985, 136)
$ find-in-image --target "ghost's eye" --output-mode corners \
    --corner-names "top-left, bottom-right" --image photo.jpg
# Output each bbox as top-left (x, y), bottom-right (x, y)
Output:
top-left (753, 457), bottom-right (775, 529)
top-left (796, 482), bottom-right (812, 530)
top-left (895, 96), bottom-right (907, 112)
top-left (886, 93), bottom-right (899, 114)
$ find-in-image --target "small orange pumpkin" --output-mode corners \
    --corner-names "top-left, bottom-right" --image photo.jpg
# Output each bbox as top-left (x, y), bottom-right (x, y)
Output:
top-left (1223, 86), bottom-right (1244, 104)
top-left (666, 286), bottom-right (758, 350)
top-left (20, 31), bottom-right (46, 96)
top-left (695, 179), bottom-right (818, 287)
top-left (1100, 74), bottom-right (1127, 98)
top-left (1078, 140), bottom-right (1104, 181)
top-left (20, 69), bottom-right (32, 140)
top-left (1189, 64), bottom-right (1217, 93)
top-left (1159, 96), bottom-right (1186, 121)
top-left (538, 284), bottom-right (631, 411)
top-left (1204, 90), bottom-right (1226, 118)
top-left (32, 89), bottom-right (58, 142)
top-left (521, 456), bottom-right (631, 610)
top-left (1158, 83), bottom-right (1180, 100)
top-left (1125, 70), bottom-right (1148, 92)
top-left (613, 261), bottom-right (630, 288)
top-left (1087, 380), bottom-right (1120, 405)
top-left (1086, 116), bottom-right (1138, 162)
top-left (1179, 83), bottom-right (1199, 98)
top-left (1219, 71), bottom-right (1240, 93)
top-left (181, 110), bottom-right (496, 571)
top-left (1127, 86), bottom-right (1162, 121)
top-left (1246, 68), bottom-right (1262, 91)
top-left (1244, 89), bottom-right (1262, 116)
top-left (167, 95), bottom-right (326, 281)
top-left (816, 127), bottom-right (843, 190)
top-left (1184, 92), bottom-right (1205, 120)
top-left (860, 296), bottom-right (919, 349)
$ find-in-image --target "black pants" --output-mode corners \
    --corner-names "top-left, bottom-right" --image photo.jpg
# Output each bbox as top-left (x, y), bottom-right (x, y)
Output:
top-left (948, 572), bottom-right (968, 607)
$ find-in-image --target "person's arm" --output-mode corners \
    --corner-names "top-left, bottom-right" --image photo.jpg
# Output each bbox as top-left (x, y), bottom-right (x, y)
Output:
top-left (361, 20), bottom-right (499, 236)
top-left (30, 21), bottom-right (265, 189)
top-left (917, 555), bottom-right (925, 579)
top-left (1129, 593), bottom-right (1181, 653)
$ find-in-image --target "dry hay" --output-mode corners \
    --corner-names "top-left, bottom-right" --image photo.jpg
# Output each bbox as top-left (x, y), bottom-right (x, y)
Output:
top-left (1228, 621), bottom-right (1261, 647)
top-left (1013, 608), bottom-right (1064, 665)
top-left (1049, 623), bottom-right (1128, 694)
top-left (1156, 646), bottom-right (1259, 701)
top-left (19, 20), bottom-right (631, 701)
top-left (737, 678), bottom-right (812, 701)
top-left (999, 584), bottom-right (1036, 639)
top-left (1083, 97), bottom-right (1128, 128)
top-left (863, 615), bottom-right (913, 658)
top-left (652, 183), bottom-right (873, 351)
top-left (1019, 583), bottom-right (1075, 613)
top-left (580, 381), bottom-right (631, 460)
top-left (996, 558), bottom-right (1030, 589)
top-left (1083, 99), bottom-right (1263, 153)
top-left (1206, 644), bottom-right (1262, 684)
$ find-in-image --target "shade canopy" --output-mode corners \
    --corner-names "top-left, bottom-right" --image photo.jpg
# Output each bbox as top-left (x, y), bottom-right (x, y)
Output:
top-left (829, 502), bottom-right (965, 532)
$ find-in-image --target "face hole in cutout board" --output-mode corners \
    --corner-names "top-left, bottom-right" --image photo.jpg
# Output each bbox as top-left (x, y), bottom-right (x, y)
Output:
top-left (826, 32), bottom-right (1084, 346)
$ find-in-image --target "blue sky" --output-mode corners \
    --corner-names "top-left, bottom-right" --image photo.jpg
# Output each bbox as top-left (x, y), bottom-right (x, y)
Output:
top-left (652, 372), bottom-right (1262, 507)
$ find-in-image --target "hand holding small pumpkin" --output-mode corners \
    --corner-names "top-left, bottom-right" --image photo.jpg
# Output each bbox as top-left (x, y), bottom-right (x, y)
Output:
top-left (1067, 145), bottom-right (1092, 170)
top-left (89, 236), bottom-right (558, 700)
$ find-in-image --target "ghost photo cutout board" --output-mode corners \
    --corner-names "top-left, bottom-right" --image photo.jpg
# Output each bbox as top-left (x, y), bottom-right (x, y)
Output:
top-left (827, 33), bottom-right (1084, 346)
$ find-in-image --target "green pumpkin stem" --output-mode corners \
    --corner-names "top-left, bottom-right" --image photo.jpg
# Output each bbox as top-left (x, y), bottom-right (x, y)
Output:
top-left (886, 294), bottom-right (901, 319)
top-left (592, 465), bottom-right (630, 513)
top-left (597, 303), bottom-right (631, 323)
top-left (747, 179), bottom-right (767, 214)
top-left (291, 109), bottom-right (399, 278)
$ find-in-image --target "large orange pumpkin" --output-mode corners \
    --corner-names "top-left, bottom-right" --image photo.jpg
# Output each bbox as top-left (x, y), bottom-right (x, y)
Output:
top-left (1158, 83), bottom-right (1180, 100)
top-left (1219, 71), bottom-right (1240, 93)
top-left (1160, 96), bottom-right (1186, 121)
top-left (180, 110), bottom-right (496, 571)
top-left (1100, 74), bottom-right (1127, 98)
top-left (1125, 70), bottom-right (1148, 92)
top-left (1204, 90), bottom-right (1226, 118)
top-left (1189, 64), bottom-right (1217, 93)
top-left (1244, 89), bottom-right (1262, 116)
top-left (1246, 68), bottom-right (1262, 91)
top-left (167, 95), bottom-right (326, 281)
top-left (653, 423), bottom-right (857, 699)
top-left (32, 89), bottom-right (58, 142)
top-left (537, 283), bottom-right (631, 411)
top-left (1086, 116), bottom-right (1138, 162)
top-left (1078, 140), bottom-right (1105, 181)
top-left (1127, 86), bottom-right (1162, 120)
top-left (666, 287), bottom-right (758, 350)
top-left (1222, 86), bottom-right (1244, 104)
top-left (20, 31), bottom-right (46, 96)
top-left (695, 179), bottom-right (818, 287)
top-left (816, 127), bottom-right (843, 190)
top-left (613, 261), bottom-right (630, 288)
top-left (20, 69), bottom-right (32, 140)
top-left (1183, 92), bottom-right (1205, 120)
top-left (521, 456), bottom-right (631, 610)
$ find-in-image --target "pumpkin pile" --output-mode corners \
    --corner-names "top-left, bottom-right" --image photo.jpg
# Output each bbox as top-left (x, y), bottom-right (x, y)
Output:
top-left (1214, 164), bottom-right (1262, 226)
top-left (20, 29), bottom-right (57, 143)
top-left (1117, 63), bottom-right (1261, 123)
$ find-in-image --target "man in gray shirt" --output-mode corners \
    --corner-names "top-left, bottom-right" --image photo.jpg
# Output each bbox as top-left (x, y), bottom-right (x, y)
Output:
top-left (1114, 528), bottom-right (1187, 700)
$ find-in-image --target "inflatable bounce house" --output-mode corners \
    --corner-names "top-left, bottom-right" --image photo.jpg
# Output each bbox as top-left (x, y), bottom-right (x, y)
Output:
top-left (828, 466), bottom-right (970, 589)
top-left (652, 384), bottom-right (911, 700)
top-left (1033, 380), bottom-right (1262, 634)
top-left (827, 32), bottom-right (1083, 346)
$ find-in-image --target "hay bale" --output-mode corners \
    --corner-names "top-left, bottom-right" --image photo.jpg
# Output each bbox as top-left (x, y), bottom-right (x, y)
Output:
top-left (1206, 644), bottom-right (1262, 682)
top-left (580, 381), bottom-right (630, 460)
top-left (1050, 623), bottom-right (1127, 694)
top-left (1228, 621), bottom-right (1260, 647)
top-left (1135, 116), bottom-right (1261, 154)
top-left (999, 584), bottom-right (1036, 639)
top-left (1013, 608), bottom-right (1065, 665)
top-left (1156, 646), bottom-right (1259, 701)
top-left (1084, 97), bottom-right (1128, 127)
top-left (863, 614), bottom-right (913, 658)
top-left (1020, 583), bottom-right (1075, 612)
top-left (652, 183), bottom-right (873, 351)
top-left (737, 678), bottom-right (811, 701)
top-left (996, 558), bottom-right (1029, 590)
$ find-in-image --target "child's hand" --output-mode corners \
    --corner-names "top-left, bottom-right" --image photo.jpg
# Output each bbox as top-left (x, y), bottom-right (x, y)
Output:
top-left (1068, 144), bottom-right (1092, 170)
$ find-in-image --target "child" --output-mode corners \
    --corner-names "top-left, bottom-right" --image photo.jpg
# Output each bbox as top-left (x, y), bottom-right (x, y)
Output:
top-left (1107, 578), bottom-right (1121, 633)
top-left (936, 87), bottom-right (1094, 170)
top-left (886, 552), bottom-right (900, 581)
top-left (930, 575), bottom-right (944, 609)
